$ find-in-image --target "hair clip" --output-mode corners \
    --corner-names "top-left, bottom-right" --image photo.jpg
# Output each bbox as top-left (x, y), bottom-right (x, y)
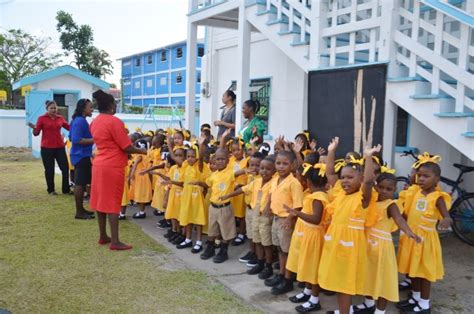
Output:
top-left (412, 152), bottom-right (441, 169)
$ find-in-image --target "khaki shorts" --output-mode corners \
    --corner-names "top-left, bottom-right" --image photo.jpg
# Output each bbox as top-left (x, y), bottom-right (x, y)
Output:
top-left (245, 206), bottom-right (253, 240)
top-left (208, 203), bottom-right (236, 241)
top-left (271, 216), bottom-right (294, 253)
top-left (252, 209), bottom-right (273, 246)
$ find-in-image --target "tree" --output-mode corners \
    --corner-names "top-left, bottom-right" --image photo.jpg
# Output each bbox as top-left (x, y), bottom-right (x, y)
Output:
top-left (0, 29), bottom-right (61, 104)
top-left (56, 10), bottom-right (113, 78)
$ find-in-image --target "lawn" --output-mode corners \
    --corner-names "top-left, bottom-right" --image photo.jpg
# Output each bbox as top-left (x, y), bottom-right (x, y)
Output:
top-left (0, 148), bottom-right (257, 313)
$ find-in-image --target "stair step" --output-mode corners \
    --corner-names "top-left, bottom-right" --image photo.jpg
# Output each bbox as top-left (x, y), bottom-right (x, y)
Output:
top-left (387, 76), bottom-right (427, 82)
top-left (291, 39), bottom-right (310, 46)
top-left (462, 132), bottom-right (474, 138)
top-left (256, 8), bottom-right (277, 16)
top-left (266, 18), bottom-right (289, 26)
top-left (278, 29), bottom-right (300, 35)
top-left (435, 112), bottom-right (474, 118)
top-left (245, 0), bottom-right (267, 7)
top-left (410, 94), bottom-right (453, 100)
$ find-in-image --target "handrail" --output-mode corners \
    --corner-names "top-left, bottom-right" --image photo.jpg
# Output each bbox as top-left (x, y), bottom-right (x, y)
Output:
top-left (421, 0), bottom-right (474, 27)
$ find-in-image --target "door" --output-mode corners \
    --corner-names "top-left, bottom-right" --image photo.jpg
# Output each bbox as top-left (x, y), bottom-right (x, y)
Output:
top-left (26, 90), bottom-right (52, 154)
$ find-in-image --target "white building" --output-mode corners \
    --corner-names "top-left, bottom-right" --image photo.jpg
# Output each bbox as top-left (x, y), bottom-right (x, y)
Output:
top-left (184, 0), bottom-right (474, 187)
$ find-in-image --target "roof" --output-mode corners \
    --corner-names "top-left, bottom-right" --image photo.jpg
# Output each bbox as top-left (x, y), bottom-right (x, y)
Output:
top-left (117, 38), bottom-right (205, 61)
top-left (12, 65), bottom-right (110, 90)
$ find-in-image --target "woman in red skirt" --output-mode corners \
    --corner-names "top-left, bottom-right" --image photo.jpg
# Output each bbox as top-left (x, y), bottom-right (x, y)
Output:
top-left (90, 90), bottom-right (146, 250)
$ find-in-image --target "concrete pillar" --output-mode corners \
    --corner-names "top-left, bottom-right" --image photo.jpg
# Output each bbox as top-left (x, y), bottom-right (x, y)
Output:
top-left (185, 19), bottom-right (198, 130)
top-left (235, 2), bottom-right (251, 132)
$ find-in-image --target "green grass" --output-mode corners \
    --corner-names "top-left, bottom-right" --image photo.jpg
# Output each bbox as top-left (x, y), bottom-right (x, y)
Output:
top-left (0, 149), bottom-right (257, 313)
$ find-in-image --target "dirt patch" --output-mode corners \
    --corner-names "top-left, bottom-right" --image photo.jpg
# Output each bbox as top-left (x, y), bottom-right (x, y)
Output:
top-left (0, 147), bottom-right (35, 162)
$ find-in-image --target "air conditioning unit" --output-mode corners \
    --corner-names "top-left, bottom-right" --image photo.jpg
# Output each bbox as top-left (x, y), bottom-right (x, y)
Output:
top-left (201, 82), bottom-right (210, 98)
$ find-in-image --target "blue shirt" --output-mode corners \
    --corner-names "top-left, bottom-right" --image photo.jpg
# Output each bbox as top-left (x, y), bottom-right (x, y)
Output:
top-left (70, 116), bottom-right (93, 165)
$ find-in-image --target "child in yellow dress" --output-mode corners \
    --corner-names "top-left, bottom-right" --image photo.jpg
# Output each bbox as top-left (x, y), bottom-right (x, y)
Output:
top-left (129, 149), bottom-right (153, 219)
top-left (177, 141), bottom-right (209, 253)
top-left (353, 172), bottom-right (420, 314)
top-left (118, 158), bottom-right (133, 220)
top-left (285, 163), bottom-right (329, 313)
top-left (227, 137), bottom-right (249, 246)
top-left (396, 154), bottom-right (452, 314)
top-left (318, 141), bottom-right (381, 314)
top-left (149, 134), bottom-right (165, 215)
top-left (160, 148), bottom-right (186, 245)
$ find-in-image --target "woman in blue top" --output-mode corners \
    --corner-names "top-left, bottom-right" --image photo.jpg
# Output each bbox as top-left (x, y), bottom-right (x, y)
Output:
top-left (70, 98), bottom-right (95, 219)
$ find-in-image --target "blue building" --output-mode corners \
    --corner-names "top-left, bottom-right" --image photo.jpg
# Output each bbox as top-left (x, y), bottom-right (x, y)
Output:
top-left (119, 40), bottom-right (204, 108)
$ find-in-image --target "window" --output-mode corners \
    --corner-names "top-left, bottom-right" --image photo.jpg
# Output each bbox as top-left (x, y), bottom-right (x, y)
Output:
top-left (135, 58), bottom-right (141, 67)
top-left (161, 50), bottom-right (167, 61)
top-left (198, 47), bottom-right (204, 57)
top-left (160, 77), bottom-right (167, 86)
top-left (197, 72), bottom-right (201, 83)
top-left (123, 79), bottom-right (131, 86)
top-left (146, 79), bottom-right (153, 88)
top-left (249, 78), bottom-right (271, 134)
top-left (176, 47), bottom-right (183, 58)
top-left (147, 55), bottom-right (153, 64)
top-left (396, 107), bottom-right (409, 147)
top-left (134, 81), bottom-right (140, 89)
top-left (176, 72), bottom-right (182, 84)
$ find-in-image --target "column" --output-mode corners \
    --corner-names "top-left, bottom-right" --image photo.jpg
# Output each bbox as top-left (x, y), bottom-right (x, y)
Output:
top-left (185, 20), bottom-right (198, 130)
top-left (235, 2), bottom-right (251, 132)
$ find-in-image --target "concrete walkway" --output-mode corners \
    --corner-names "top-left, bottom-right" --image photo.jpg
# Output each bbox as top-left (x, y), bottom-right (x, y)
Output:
top-left (127, 205), bottom-right (473, 314)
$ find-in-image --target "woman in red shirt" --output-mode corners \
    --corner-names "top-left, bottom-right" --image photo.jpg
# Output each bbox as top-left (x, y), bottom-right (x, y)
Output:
top-left (28, 100), bottom-right (71, 195)
top-left (90, 89), bottom-right (146, 250)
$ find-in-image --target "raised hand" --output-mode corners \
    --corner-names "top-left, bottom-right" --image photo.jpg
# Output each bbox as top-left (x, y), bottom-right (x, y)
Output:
top-left (328, 137), bottom-right (339, 152)
top-left (317, 147), bottom-right (326, 155)
top-left (364, 144), bottom-right (382, 157)
top-left (293, 137), bottom-right (304, 153)
top-left (309, 139), bottom-right (317, 151)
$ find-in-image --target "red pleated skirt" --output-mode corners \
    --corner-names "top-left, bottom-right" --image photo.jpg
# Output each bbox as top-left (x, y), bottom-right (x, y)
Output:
top-left (90, 166), bottom-right (125, 214)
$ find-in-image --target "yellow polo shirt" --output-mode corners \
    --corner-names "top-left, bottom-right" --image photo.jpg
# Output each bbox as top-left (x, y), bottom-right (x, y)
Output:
top-left (206, 165), bottom-right (235, 205)
top-left (270, 173), bottom-right (304, 217)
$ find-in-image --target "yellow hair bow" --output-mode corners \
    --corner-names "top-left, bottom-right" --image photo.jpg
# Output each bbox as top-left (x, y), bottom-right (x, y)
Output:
top-left (303, 131), bottom-right (310, 141)
top-left (349, 155), bottom-right (364, 166)
top-left (412, 152), bottom-right (441, 169)
top-left (172, 145), bottom-right (184, 152)
top-left (144, 130), bottom-right (154, 137)
top-left (372, 155), bottom-right (381, 165)
top-left (381, 165), bottom-right (396, 174)
top-left (189, 144), bottom-right (199, 159)
top-left (334, 159), bottom-right (346, 173)
top-left (166, 127), bottom-right (174, 135)
top-left (135, 127), bottom-right (142, 133)
top-left (227, 137), bottom-right (244, 149)
top-left (201, 126), bottom-right (211, 131)
top-left (302, 163), bottom-right (326, 177)
top-left (182, 129), bottom-right (191, 140)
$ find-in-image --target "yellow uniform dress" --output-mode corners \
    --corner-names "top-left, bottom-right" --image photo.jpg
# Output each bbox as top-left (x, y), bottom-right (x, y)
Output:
top-left (286, 189), bottom-right (312, 273)
top-left (295, 191), bottom-right (329, 285)
top-left (318, 189), bottom-right (376, 295)
top-left (151, 166), bottom-right (168, 211)
top-left (131, 154), bottom-right (153, 203)
top-left (65, 139), bottom-right (74, 171)
top-left (179, 162), bottom-right (209, 226)
top-left (164, 164), bottom-right (185, 220)
top-left (229, 156), bottom-right (249, 218)
top-left (397, 189), bottom-right (451, 282)
top-left (121, 160), bottom-right (132, 207)
top-left (327, 180), bottom-right (343, 202)
top-left (149, 147), bottom-right (163, 190)
top-left (364, 199), bottom-right (400, 302)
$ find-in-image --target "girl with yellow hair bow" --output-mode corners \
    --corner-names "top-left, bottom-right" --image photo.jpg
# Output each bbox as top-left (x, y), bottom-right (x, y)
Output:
top-left (285, 162), bottom-right (329, 312)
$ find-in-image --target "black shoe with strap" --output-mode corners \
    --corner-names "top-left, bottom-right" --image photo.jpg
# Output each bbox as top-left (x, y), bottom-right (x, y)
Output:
top-left (176, 240), bottom-right (193, 249)
top-left (352, 302), bottom-right (375, 313)
top-left (397, 297), bottom-right (418, 310)
top-left (289, 292), bottom-right (311, 303)
top-left (295, 302), bottom-right (322, 313)
top-left (264, 274), bottom-right (283, 287)
top-left (191, 242), bottom-right (203, 254)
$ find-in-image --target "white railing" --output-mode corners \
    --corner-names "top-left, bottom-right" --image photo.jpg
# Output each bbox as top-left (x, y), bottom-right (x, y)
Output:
top-left (189, 0), bottom-right (228, 14)
top-left (394, 0), bottom-right (474, 112)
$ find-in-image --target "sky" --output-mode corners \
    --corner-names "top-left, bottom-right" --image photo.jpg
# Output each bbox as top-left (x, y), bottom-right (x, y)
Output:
top-left (0, 0), bottom-right (203, 86)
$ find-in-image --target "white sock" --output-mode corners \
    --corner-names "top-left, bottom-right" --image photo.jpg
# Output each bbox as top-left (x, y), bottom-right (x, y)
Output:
top-left (196, 240), bottom-right (202, 245)
top-left (302, 301), bottom-right (312, 308)
top-left (185, 238), bottom-right (192, 243)
top-left (418, 298), bottom-right (430, 310)
top-left (295, 293), bottom-right (305, 298)
top-left (303, 288), bottom-right (312, 295)
top-left (309, 295), bottom-right (319, 304)
top-left (139, 211), bottom-right (145, 215)
top-left (412, 291), bottom-right (421, 302)
top-left (237, 234), bottom-right (244, 239)
top-left (374, 309), bottom-right (385, 314)
top-left (119, 213), bottom-right (125, 217)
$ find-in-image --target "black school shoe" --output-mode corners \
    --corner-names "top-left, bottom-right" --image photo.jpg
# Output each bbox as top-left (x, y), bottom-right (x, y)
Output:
top-left (296, 302), bottom-right (322, 313)
top-left (271, 278), bottom-right (293, 295)
top-left (157, 219), bottom-right (170, 229)
top-left (132, 212), bottom-right (146, 219)
top-left (247, 262), bottom-right (264, 275)
top-left (289, 292), bottom-right (311, 303)
top-left (200, 241), bottom-right (215, 260)
top-left (238, 251), bottom-right (255, 263)
top-left (273, 261), bottom-right (280, 270)
top-left (172, 234), bottom-right (186, 245)
top-left (176, 240), bottom-right (193, 249)
top-left (118, 214), bottom-right (127, 220)
top-left (352, 304), bottom-right (375, 313)
top-left (231, 234), bottom-right (247, 246)
top-left (213, 244), bottom-right (229, 263)
top-left (168, 232), bottom-right (180, 243)
top-left (397, 297), bottom-right (418, 310)
top-left (264, 274), bottom-right (283, 287)
top-left (191, 242), bottom-right (203, 254)
top-left (164, 229), bottom-right (174, 239)
top-left (258, 265), bottom-right (274, 280)
top-left (401, 307), bottom-right (431, 314)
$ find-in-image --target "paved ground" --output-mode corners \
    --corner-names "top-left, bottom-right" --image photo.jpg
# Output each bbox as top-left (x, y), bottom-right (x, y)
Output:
top-left (127, 205), bottom-right (474, 314)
